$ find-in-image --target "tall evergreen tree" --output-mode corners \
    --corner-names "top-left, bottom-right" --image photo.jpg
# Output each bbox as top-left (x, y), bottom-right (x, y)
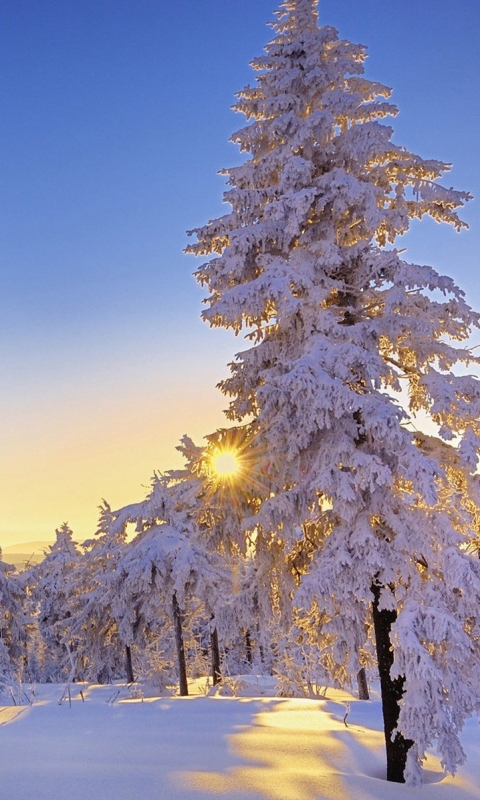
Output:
top-left (188, 0), bottom-right (480, 784)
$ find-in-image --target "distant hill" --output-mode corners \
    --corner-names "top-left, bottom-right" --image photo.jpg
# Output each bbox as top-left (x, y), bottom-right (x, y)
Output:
top-left (2, 540), bottom-right (54, 570)
top-left (3, 540), bottom-right (54, 555)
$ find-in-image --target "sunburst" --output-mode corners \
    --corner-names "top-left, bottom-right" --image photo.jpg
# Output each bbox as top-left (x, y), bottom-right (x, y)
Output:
top-left (211, 450), bottom-right (240, 478)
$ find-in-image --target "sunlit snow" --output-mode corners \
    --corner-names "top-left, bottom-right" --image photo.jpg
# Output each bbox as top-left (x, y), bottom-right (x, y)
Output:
top-left (0, 679), bottom-right (478, 800)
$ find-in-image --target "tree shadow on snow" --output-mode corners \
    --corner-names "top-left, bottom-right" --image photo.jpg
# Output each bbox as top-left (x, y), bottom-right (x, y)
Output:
top-left (175, 697), bottom-right (358, 800)
top-left (176, 697), bottom-right (480, 800)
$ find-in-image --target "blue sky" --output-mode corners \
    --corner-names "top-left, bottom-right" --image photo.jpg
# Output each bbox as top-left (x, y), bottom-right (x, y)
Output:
top-left (0, 0), bottom-right (479, 545)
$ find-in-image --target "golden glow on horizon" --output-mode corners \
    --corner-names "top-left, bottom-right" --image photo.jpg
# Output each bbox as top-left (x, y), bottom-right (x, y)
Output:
top-left (0, 372), bottom-right (231, 547)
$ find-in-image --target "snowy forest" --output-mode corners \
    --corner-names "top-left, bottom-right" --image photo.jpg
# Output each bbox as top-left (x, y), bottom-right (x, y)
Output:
top-left (2, 0), bottom-right (480, 790)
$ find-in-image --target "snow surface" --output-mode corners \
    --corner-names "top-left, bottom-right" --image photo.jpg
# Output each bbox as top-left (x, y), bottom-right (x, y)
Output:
top-left (0, 679), bottom-right (478, 799)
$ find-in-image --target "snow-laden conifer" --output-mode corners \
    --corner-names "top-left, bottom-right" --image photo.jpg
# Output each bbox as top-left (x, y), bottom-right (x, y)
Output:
top-left (32, 523), bottom-right (81, 682)
top-left (90, 460), bottom-right (232, 693)
top-left (69, 504), bottom-right (132, 682)
top-left (0, 556), bottom-right (27, 692)
top-left (187, 0), bottom-right (480, 783)
top-left (168, 432), bottom-right (296, 673)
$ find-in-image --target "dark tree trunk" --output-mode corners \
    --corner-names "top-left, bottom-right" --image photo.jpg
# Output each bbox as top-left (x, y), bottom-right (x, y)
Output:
top-left (244, 629), bottom-right (253, 665)
top-left (125, 645), bottom-right (134, 684)
top-left (371, 582), bottom-right (413, 782)
top-left (172, 592), bottom-right (188, 696)
top-left (210, 621), bottom-right (221, 686)
top-left (356, 667), bottom-right (369, 700)
top-left (255, 620), bottom-right (266, 669)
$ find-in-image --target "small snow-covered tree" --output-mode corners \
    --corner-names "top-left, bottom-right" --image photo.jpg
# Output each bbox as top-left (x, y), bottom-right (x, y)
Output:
top-left (188, 0), bottom-right (480, 784)
top-left (112, 522), bottom-right (199, 695)
top-left (107, 451), bottom-right (249, 693)
top-left (33, 523), bottom-right (81, 681)
top-left (69, 504), bottom-right (133, 682)
top-left (0, 557), bottom-right (27, 690)
top-left (168, 432), bottom-right (297, 679)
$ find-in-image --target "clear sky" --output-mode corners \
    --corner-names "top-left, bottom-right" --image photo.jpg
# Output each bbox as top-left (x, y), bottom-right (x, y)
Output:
top-left (0, 0), bottom-right (479, 546)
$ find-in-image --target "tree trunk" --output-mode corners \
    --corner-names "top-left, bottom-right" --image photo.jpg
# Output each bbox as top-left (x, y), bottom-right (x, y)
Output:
top-left (356, 667), bottom-right (369, 700)
top-left (371, 583), bottom-right (413, 782)
top-left (210, 621), bottom-right (221, 686)
top-left (245, 629), bottom-right (253, 665)
top-left (125, 645), bottom-right (134, 684)
top-left (172, 592), bottom-right (188, 696)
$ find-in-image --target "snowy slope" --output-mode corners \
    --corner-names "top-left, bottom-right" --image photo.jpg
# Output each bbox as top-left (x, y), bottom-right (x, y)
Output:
top-left (0, 682), bottom-right (478, 800)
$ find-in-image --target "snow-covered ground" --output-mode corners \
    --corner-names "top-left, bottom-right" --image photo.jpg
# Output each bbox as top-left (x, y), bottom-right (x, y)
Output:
top-left (0, 679), bottom-right (478, 800)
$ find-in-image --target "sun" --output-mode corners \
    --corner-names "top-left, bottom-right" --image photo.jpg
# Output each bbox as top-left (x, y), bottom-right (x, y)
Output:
top-left (212, 450), bottom-right (240, 478)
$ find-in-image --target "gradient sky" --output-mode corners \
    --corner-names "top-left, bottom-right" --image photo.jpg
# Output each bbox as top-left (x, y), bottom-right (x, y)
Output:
top-left (1, 0), bottom-right (479, 546)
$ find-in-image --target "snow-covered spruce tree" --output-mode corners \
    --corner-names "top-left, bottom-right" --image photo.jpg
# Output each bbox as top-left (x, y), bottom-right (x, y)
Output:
top-left (33, 523), bottom-right (81, 682)
top-left (142, 457), bottom-right (225, 690)
top-left (69, 504), bottom-right (131, 683)
top-left (0, 557), bottom-right (27, 690)
top-left (187, 0), bottom-right (480, 784)
top-left (167, 431), bottom-right (303, 679)
top-left (112, 521), bottom-right (204, 695)
top-left (106, 433), bottom-right (286, 690)
top-left (95, 460), bottom-right (237, 694)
